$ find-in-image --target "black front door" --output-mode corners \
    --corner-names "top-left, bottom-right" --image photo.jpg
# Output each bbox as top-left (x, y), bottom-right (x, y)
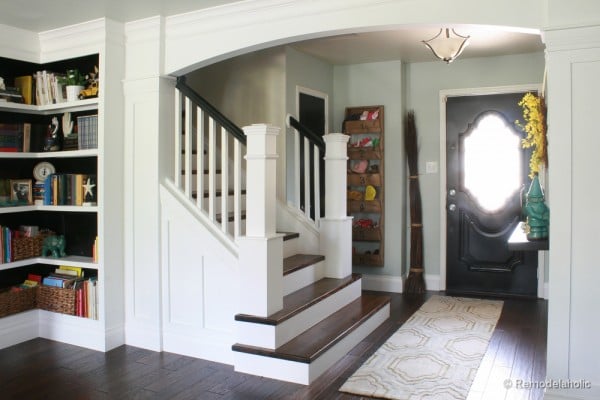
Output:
top-left (446, 92), bottom-right (537, 297)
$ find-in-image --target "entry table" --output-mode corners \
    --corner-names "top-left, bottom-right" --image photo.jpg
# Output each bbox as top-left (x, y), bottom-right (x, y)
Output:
top-left (507, 221), bottom-right (549, 251)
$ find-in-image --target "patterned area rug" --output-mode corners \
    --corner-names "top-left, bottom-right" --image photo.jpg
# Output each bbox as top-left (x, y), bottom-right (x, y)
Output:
top-left (339, 295), bottom-right (503, 400)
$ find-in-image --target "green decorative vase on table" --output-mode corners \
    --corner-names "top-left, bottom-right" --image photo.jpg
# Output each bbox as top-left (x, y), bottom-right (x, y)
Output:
top-left (524, 174), bottom-right (549, 240)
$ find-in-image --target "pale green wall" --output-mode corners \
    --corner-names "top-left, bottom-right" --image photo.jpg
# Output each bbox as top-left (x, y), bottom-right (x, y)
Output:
top-left (185, 47), bottom-right (286, 129)
top-left (284, 46), bottom-right (334, 203)
top-left (333, 61), bottom-right (405, 278)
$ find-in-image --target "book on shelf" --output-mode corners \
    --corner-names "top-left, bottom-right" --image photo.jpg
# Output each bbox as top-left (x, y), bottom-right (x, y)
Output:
top-left (43, 173), bottom-right (96, 206)
top-left (56, 265), bottom-right (83, 277)
top-left (0, 87), bottom-right (24, 103)
top-left (27, 273), bottom-right (42, 283)
top-left (73, 277), bottom-right (98, 319)
top-left (14, 75), bottom-right (34, 105)
top-left (0, 123), bottom-right (23, 152)
top-left (34, 70), bottom-right (66, 105)
top-left (76, 115), bottom-right (98, 150)
top-left (0, 123), bottom-right (32, 153)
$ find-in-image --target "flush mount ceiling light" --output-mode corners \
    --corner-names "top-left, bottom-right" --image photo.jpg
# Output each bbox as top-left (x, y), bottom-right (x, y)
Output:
top-left (423, 28), bottom-right (470, 63)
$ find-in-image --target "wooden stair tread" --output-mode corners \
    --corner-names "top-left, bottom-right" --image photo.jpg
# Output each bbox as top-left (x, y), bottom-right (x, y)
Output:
top-left (283, 254), bottom-right (324, 276)
top-left (280, 232), bottom-right (300, 241)
top-left (191, 189), bottom-right (247, 199)
top-left (182, 169), bottom-right (222, 175)
top-left (235, 273), bottom-right (360, 325)
top-left (215, 211), bottom-right (246, 223)
top-left (232, 294), bottom-right (391, 363)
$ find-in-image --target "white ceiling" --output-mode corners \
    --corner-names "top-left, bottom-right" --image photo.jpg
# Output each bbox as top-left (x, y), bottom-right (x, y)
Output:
top-left (0, 0), bottom-right (544, 64)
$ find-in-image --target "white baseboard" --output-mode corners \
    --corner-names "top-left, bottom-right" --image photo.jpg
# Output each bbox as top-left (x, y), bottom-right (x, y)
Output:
top-left (424, 274), bottom-right (441, 291)
top-left (38, 310), bottom-right (109, 351)
top-left (163, 328), bottom-right (234, 366)
top-left (0, 310), bottom-right (38, 350)
top-left (125, 320), bottom-right (162, 352)
top-left (361, 274), bottom-right (403, 293)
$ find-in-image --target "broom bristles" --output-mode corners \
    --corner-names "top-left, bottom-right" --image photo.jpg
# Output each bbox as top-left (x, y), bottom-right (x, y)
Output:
top-left (404, 110), bottom-right (426, 294)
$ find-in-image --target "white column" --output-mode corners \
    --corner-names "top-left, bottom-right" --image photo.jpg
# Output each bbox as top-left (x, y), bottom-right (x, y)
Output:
top-left (544, 24), bottom-right (600, 400)
top-left (320, 133), bottom-right (353, 279)
top-left (237, 124), bottom-right (283, 317)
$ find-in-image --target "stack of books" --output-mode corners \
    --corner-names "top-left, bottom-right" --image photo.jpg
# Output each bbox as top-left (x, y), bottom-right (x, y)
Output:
top-left (34, 71), bottom-right (65, 105)
top-left (0, 123), bottom-right (31, 152)
top-left (42, 173), bottom-right (97, 206)
top-left (0, 123), bottom-right (22, 152)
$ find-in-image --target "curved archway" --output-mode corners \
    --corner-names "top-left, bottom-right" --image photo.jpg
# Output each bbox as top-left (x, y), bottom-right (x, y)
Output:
top-left (163, 1), bottom-right (543, 75)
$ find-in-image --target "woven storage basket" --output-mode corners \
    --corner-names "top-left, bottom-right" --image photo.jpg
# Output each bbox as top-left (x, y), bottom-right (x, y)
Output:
top-left (11, 231), bottom-right (53, 262)
top-left (36, 286), bottom-right (76, 316)
top-left (0, 286), bottom-right (37, 318)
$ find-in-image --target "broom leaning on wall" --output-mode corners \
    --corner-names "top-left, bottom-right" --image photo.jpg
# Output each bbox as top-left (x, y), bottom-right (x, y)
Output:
top-left (404, 110), bottom-right (426, 294)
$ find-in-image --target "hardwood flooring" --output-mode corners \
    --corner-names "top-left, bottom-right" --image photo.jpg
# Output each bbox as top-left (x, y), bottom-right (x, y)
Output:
top-left (0, 291), bottom-right (547, 400)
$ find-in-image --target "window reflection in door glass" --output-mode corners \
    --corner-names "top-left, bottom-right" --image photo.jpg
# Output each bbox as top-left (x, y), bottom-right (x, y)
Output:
top-left (463, 113), bottom-right (521, 212)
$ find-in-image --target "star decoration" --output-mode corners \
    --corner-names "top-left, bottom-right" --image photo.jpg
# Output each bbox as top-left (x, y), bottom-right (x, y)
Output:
top-left (83, 178), bottom-right (96, 198)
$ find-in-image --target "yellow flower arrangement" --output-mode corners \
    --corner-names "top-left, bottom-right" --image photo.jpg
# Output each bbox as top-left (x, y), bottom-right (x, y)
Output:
top-left (516, 92), bottom-right (547, 179)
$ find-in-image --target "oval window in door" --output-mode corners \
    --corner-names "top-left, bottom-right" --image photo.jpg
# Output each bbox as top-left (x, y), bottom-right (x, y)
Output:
top-left (462, 111), bottom-right (522, 212)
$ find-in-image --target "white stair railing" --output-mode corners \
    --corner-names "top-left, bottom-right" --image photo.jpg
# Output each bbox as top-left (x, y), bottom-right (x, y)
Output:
top-left (173, 77), bottom-right (246, 240)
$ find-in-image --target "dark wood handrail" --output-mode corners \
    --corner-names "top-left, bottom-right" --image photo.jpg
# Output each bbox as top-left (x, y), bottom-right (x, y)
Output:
top-left (176, 76), bottom-right (247, 145)
top-left (286, 114), bottom-right (325, 153)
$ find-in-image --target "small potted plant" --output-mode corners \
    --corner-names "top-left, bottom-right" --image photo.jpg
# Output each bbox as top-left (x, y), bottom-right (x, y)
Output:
top-left (58, 69), bottom-right (88, 102)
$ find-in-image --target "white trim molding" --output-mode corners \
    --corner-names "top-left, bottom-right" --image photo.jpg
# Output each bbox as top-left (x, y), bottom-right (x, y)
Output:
top-left (361, 274), bottom-right (403, 293)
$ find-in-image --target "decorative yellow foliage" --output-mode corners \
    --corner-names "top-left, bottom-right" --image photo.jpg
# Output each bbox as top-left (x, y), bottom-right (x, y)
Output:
top-left (516, 92), bottom-right (547, 179)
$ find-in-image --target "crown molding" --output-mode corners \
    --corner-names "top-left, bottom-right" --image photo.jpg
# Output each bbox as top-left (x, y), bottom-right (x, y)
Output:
top-left (0, 23), bottom-right (40, 62)
top-left (543, 24), bottom-right (600, 52)
top-left (39, 18), bottom-right (109, 63)
top-left (125, 16), bottom-right (163, 45)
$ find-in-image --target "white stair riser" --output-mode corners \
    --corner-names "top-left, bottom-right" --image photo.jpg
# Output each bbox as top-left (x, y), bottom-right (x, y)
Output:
top-left (282, 237), bottom-right (299, 258)
top-left (235, 278), bottom-right (361, 349)
top-left (283, 260), bottom-right (325, 296)
top-left (233, 302), bottom-right (390, 385)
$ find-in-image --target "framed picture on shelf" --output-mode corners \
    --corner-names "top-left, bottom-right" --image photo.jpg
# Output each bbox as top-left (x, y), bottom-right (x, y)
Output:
top-left (10, 179), bottom-right (32, 204)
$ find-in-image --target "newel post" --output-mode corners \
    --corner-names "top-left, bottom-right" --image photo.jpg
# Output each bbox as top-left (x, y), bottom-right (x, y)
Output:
top-left (237, 124), bottom-right (283, 317)
top-left (320, 133), bottom-right (353, 279)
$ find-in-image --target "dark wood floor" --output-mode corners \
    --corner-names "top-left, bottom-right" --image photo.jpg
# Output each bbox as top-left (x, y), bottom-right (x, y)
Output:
top-left (0, 291), bottom-right (547, 400)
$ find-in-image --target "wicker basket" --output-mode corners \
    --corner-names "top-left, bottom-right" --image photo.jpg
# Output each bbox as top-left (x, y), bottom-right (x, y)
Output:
top-left (36, 286), bottom-right (76, 316)
top-left (0, 286), bottom-right (37, 318)
top-left (11, 232), bottom-right (53, 262)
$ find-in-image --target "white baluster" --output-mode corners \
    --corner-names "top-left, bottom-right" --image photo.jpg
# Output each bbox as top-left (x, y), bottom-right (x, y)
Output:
top-left (174, 89), bottom-right (182, 188)
top-left (221, 127), bottom-right (229, 234)
top-left (184, 97), bottom-right (193, 197)
top-left (196, 107), bottom-right (204, 208)
top-left (208, 117), bottom-right (217, 222)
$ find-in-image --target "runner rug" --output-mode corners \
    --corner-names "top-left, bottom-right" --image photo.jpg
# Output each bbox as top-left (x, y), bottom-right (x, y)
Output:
top-left (339, 295), bottom-right (503, 400)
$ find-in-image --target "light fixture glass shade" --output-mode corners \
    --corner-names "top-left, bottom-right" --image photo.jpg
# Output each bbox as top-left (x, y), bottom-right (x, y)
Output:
top-left (423, 28), bottom-right (470, 63)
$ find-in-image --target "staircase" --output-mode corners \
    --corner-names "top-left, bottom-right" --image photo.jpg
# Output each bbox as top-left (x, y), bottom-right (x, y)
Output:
top-left (172, 77), bottom-right (390, 385)
top-left (233, 232), bottom-right (390, 384)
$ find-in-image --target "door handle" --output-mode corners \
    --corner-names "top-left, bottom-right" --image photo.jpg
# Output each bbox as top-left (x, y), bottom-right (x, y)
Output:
top-left (448, 203), bottom-right (457, 212)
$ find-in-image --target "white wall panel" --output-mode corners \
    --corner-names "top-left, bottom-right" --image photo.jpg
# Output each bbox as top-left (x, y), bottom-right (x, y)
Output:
top-left (570, 58), bottom-right (600, 383)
